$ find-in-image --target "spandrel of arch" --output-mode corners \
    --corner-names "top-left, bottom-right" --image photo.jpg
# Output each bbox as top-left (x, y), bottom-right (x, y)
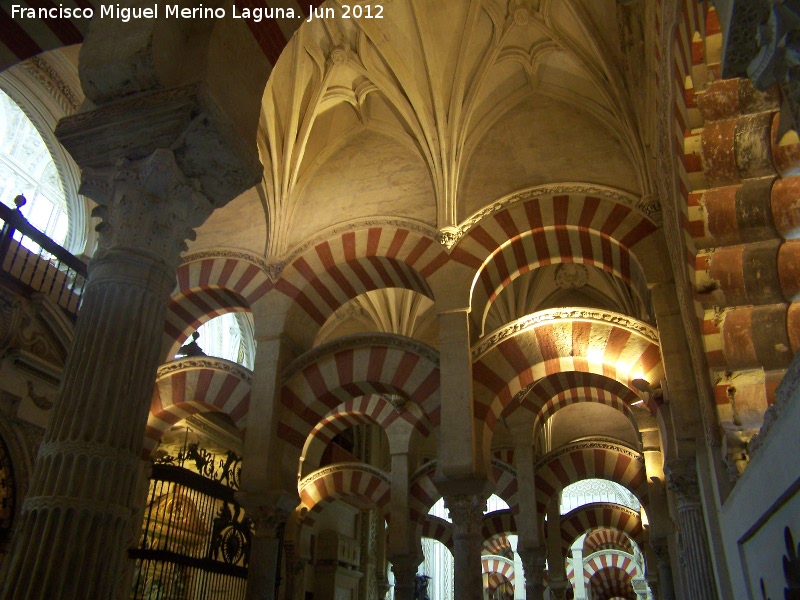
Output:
top-left (0, 89), bottom-right (69, 248)
top-left (560, 479), bottom-right (640, 515)
top-left (187, 312), bottom-right (255, 370)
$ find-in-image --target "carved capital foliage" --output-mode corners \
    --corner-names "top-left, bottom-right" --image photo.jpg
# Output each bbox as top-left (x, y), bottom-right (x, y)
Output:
top-left (518, 545), bottom-right (547, 580)
top-left (444, 494), bottom-right (486, 535)
top-left (664, 457), bottom-right (700, 506)
top-left (83, 149), bottom-right (213, 266)
top-left (250, 505), bottom-right (290, 537)
top-left (650, 537), bottom-right (671, 566)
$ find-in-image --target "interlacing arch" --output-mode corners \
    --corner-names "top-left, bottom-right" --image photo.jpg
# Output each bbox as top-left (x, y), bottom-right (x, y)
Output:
top-left (482, 509), bottom-right (517, 544)
top-left (276, 226), bottom-right (446, 331)
top-left (589, 565), bottom-right (636, 600)
top-left (481, 555), bottom-right (515, 587)
top-left (279, 333), bottom-right (440, 454)
top-left (297, 463), bottom-right (392, 528)
top-left (535, 440), bottom-right (649, 515)
top-left (449, 188), bottom-right (661, 335)
top-left (583, 528), bottom-right (635, 556)
top-left (163, 253), bottom-right (271, 358)
top-left (472, 309), bottom-right (663, 461)
top-left (584, 551), bottom-right (640, 580)
top-left (145, 357), bottom-right (252, 457)
top-left (300, 395), bottom-right (432, 475)
top-left (420, 515), bottom-right (453, 551)
top-left (559, 503), bottom-right (645, 556)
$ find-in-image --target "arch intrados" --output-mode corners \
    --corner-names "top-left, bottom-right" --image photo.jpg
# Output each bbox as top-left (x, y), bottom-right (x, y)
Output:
top-left (583, 527), bottom-right (636, 556)
top-left (471, 227), bottom-right (648, 333)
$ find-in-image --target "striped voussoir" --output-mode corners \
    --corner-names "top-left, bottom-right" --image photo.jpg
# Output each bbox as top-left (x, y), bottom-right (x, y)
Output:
top-left (535, 441), bottom-right (648, 515)
top-left (1, 1), bottom-right (322, 72)
top-left (279, 336), bottom-right (439, 452)
top-left (583, 528), bottom-right (635, 556)
top-left (145, 358), bottom-right (252, 457)
top-left (164, 254), bottom-right (272, 355)
top-left (450, 194), bottom-right (657, 335)
top-left (490, 459), bottom-right (519, 514)
top-left (473, 311), bottom-right (663, 457)
top-left (276, 227), bottom-right (446, 327)
top-left (300, 395), bottom-right (432, 473)
top-left (420, 515), bottom-right (453, 551)
top-left (298, 463), bottom-right (391, 528)
top-left (588, 564), bottom-right (637, 600)
top-left (482, 509), bottom-right (517, 542)
top-left (559, 503), bottom-right (644, 556)
top-left (482, 534), bottom-right (512, 557)
top-left (481, 555), bottom-right (515, 586)
top-left (409, 462), bottom-right (441, 525)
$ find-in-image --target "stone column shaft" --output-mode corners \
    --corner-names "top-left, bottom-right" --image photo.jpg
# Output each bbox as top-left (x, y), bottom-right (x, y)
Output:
top-left (445, 494), bottom-right (486, 600)
top-left (391, 556), bottom-right (418, 600)
top-left (0, 150), bottom-right (213, 600)
top-left (518, 546), bottom-right (547, 600)
top-left (247, 508), bottom-right (289, 600)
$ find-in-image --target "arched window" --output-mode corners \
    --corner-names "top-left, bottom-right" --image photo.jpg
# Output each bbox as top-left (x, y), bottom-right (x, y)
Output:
top-left (186, 313), bottom-right (255, 370)
top-left (0, 88), bottom-right (69, 246)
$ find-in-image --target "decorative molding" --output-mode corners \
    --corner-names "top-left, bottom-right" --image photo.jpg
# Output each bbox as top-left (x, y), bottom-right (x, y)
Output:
top-left (156, 356), bottom-right (253, 385)
top-left (535, 437), bottom-right (644, 470)
top-left (180, 249), bottom-right (270, 273)
top-left (298, 462), bottom-right (391, 491)
top-left (23, 55), bottom-right (81, 113)
top-left (454, 184), bottom-right (656, 246)
top-left (473, 307), bottom-right (659, 360)
top-left (563, 502), bottom-right (641, 521)
top-left (664, 457), bottom-right (700, 507)
top-left (283, 333), bottom-right (439, 381)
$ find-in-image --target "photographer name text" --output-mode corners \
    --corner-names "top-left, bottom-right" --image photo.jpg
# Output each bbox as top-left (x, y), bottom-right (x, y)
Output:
top-left (11, 3), bottom-right (384, 23)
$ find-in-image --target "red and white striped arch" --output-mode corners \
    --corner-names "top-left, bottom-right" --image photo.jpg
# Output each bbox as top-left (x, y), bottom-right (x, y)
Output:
top-left (145, 358), bottom-right (251, 457)
top-left (535, 442), bottom-right (649, 515)
top-left (490, 459), bottom-right (519, 514)
top-left (559, 503), bottom-right (645, 556)
top-left (420, 515), bottom-right (453, 551)
top-left (450, 193), bottom-right (658, 334)
top-left (276, 227), bottom-right (447, 328)
top-left (163, 254), bottom-right (273, 358)
top-left (482, 555), bottom-right (515, 586)
top-left (588, 565), bottom-right (636, 600)
top-left (473, 310), bottom-right (662, 459)
top-left (482, 509), bottom-right (517, 542)
top-left (298, 464), bottom-right (391, 527)
top-left (584, 528), bottom-right (635, 556)
top-left (409, 462), bottom-right (440, 524)
top-left (300, 395), bottom-right (433, 474)
top-left (279, 336), bottom-right (440, 452)
top-left (483, 534), bottom-right (512, 557)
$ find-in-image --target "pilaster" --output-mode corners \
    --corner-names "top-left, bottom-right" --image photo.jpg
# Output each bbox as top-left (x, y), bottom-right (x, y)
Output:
top-left (665, 458), bottom-right (718, 600)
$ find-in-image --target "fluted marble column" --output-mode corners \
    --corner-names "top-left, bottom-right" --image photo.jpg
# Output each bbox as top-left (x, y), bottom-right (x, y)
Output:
top-left (665, 459), bottom-right (717, 600)
top-left (0, 150), bottom-right (213, 599)
top-left (445, 494), bottom-right (486, 600)
top-left (518, 546), bottom-right (547, 600)
top-left (247, 506), bottom-right (290, 600)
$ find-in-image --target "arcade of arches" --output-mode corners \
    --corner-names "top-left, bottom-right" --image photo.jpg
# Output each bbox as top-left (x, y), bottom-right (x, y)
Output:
top-left (1, 1), bottom-right (799, 599)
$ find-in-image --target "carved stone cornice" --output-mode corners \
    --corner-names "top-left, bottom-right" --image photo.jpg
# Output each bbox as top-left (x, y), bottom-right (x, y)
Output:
top-left (283, 332), bottom-right (439, 381)
top-left (535, 437), bottom-right (644, 470)
top-left (473, 307), bottom-right (659, 360)
top-left (55, 84), bottom-right (261, 208)
top-left (664, 457), bottom-right (701, 507)
top-left (80, 150), bottom-right (214, 267)
top-left (444, 494), bottom-right (486, 535)
top-left (157, 356), bottom-right (254, 385)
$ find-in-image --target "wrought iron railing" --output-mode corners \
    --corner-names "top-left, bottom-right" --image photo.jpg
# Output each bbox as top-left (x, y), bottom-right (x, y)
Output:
top-left (0, 196), bottom-right (87, 317)
top-left (129, 444), bottom-right (252, 600)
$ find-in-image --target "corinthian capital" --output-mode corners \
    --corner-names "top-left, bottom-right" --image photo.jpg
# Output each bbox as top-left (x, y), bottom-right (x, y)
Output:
top-left (444, 494), bottom-right (486, 535)
top-left (250, 505), bottom-right (291, 537)
top-left (664, 457), bottom-right (700, 507)
top-left (82, 149), bottom-right (213, 266)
